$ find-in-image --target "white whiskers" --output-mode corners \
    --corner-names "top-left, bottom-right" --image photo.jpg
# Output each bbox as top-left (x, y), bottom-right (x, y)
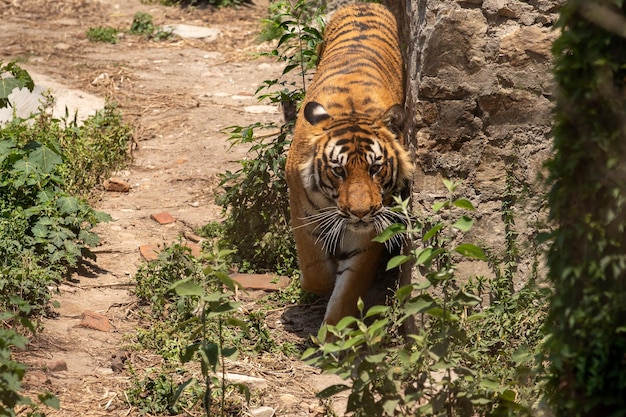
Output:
top-left (373, 207), bottom-right (413, 251)
top-left (295, 205), bottom-right (413, 254)
top-left (294, 207), bottom-right (345, 254)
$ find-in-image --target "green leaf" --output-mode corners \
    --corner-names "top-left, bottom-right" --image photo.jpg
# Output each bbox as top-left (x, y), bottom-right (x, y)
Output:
top-left (453, 290), bottom-right (482, 306)
top-left (455, 243), bottom-right (487, 260)
top-left (453, 215), bottom-right (474, 232)
top-left (423, 223), bottom-right (443, 241)
top-left (227, 317), bottom-right (250, 336)
top-left (56, 196), bottom-right (79, 214)
top-left (38, 393), bottom-right (60, 409)
top-left (28, 144), bottom-right (63, 173)
top-left (180, 342), bottom-right (201, 363)
top-left (222, 346), bottom-right (238, 359)
top-left (170, 278), bottom-right (203, 296)
top-left (467, 312), bottom-right (486, 321)
top-left (432, 201), bottom-right (449, 213)
top-left (170, 378), bottom-right (195, 408)
top-left (479, 378), bottom-right (501, 392)
top-left (500, 389), bottom-right (517, 402)
top-left (201, 342), bottom-right (220, 370)
top-left (386, 254), bottom-right (412, 270)
top-left (373, 223), bottom-right (405, 243)
top-left (453, 198), bottom-right (475, 211)
top-left (364, 305), bottom-right (388, 319)
top-left (316, 384), bottom-right (350, 399)
top-left (442, 178), bottom-right (456, 192)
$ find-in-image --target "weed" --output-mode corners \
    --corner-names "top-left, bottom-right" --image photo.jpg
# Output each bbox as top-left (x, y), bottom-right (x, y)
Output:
top-left (217, 0), bottom-right (326, 275)
top-left (129, 12), bottom-right (173, 41)
top-left (0, 299), bottom-right (59, 417)
top-left (304, 179), bottom-right (548, 416)
top-left (130, 12), bottom-right (154, 36)
top-left (86, 26), bottom-right (119, 44)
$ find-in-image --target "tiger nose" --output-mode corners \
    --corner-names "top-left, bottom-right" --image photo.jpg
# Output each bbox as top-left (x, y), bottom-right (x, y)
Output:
top-left (347, 183), bottom-right (374, 218)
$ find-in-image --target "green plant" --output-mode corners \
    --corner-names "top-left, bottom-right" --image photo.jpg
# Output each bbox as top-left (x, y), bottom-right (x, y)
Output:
top-left (86, 26), bottom-right (119, 44)
top-left (0, 129), bottom-right (111, 316)
top-left (129, 12), bottom-right (173, 41)
top-left (0, 299), bottom-right (59, 417)
top-left (216, 0), bottom-right (326, 275)
top-left (131, 243), bottom-right (258, 415)
top-left (542, 1), bottom-right (626, 415)
top-left (41, 102), bottom-right (131, 197)
top-left (171, 264), bottom-right (251, 416)
top-left (218, 122), bottom-right (297, 274)
top-left (130, 12), bottom-right (154, 36)
top-left (0, 60), bottom-right (34, 109)
top-left (304, 179), bottom-right (548, 416)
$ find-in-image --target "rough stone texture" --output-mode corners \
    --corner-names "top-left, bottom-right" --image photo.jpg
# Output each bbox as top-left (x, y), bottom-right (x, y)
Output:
top-left (392, 0), bottom-right (563, 291)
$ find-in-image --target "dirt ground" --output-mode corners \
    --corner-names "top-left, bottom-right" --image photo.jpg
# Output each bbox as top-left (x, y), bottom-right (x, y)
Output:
top-left (0, 0), bottom-right (347, 415)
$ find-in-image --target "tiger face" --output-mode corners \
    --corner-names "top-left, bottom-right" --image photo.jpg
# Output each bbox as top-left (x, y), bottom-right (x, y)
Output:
top-left (284, 2), bottom-right (411, 326)
top-left (297, 101), bottom-right (412, 254)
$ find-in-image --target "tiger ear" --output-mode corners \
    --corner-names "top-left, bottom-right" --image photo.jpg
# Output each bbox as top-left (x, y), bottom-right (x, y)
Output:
top-left (304, 101), bottom-right (331, 125)
top-left (381, 104), bottom-right (405, 134)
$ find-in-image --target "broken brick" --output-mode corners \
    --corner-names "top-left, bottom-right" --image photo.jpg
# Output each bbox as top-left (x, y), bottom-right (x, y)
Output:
top-left (139, 244), bottom-right (161, 261)
top-left (80, 310), bottom-right (111, 332)
top-left (150, 212), bottom-right (176, 225)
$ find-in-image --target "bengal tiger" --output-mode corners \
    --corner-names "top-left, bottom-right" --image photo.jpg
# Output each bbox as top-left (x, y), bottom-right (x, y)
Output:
top-left (285, 3), bottom-right (414, 326)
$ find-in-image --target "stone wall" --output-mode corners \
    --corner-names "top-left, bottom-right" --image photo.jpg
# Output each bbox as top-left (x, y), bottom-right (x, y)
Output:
top-left (394, 0), bottom-right (562, 286)
top-left (325, 0), bottom-right (561, 286)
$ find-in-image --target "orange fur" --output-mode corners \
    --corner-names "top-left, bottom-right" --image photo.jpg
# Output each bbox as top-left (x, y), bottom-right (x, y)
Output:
top-left (285, 3), bottom-right (413, 326)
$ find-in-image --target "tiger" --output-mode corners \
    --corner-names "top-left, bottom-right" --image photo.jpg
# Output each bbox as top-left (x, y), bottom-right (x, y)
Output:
top-left (285, 2), bottom-right (414, 327)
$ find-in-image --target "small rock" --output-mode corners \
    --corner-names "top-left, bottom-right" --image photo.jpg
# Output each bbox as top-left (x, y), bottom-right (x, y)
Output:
top-left (150, 212), bottom-right (176, 225)
top-left (111, 351), bottom-right (128, 372)
top-left (165, 24), bottom-right (220, 41)
top-left (23, 370), bottom-right (50, 387)
top-left (54, 42), bottom-right (71, 51)
top-left (80, 310), bottom-right (111, 332)
top-left (224, 373), bottom-right (267, 391)
top-left (91, 72), bottom-right (110, 86)
top-left (279, 393), bottom-right (298, 406)
top-left (249, 406), bottom-right (275, 417)
top-left (103, 177), bottom-right (130, 192)
top-left (184, 230), bottom-right (204, 243)
top-left (243, 105), bottom-right (278, 114)
top-left (46, 359), bottom-right (68, 372)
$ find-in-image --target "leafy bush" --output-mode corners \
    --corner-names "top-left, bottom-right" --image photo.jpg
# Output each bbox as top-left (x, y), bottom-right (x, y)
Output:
top-left (130, 243), bottom-right (253, 415)
top-left (543, 1), bottom-right (626, 415)
top-left (0, 126), bottom-right (111, 316)
top-left (216, 0), bottom-right (325, 275)
top-left (0, 300), bottom-right (59, 417)
top-left (0, 61), bottom-right (131, 416)
top-left (304, 180), bottom-right (548, 416)
top-left (86, 26), bottom-right (119, 44)
top-left (130, 12), bottom-right (173, 41)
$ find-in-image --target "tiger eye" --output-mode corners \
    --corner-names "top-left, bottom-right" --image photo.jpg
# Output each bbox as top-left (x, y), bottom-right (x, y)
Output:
top-left (332, 166), bottom-right (346, 178)
top-left (369, 164), bottom-right (382, 176)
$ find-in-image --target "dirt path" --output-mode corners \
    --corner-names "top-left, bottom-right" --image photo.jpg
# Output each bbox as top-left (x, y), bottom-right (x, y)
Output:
top-left (1, 1), bottom-right (345, 415)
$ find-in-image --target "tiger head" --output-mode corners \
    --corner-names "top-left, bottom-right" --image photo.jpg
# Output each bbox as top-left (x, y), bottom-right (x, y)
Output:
top-left (297, 101), bottom-right (414, 252)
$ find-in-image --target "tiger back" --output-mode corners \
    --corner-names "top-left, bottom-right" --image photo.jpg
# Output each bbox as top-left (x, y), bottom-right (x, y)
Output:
top-left (285, 3), bottom-right (414, 326)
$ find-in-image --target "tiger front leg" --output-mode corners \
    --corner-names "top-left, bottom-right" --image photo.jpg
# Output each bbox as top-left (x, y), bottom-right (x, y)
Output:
top-left (323, 243), bottom-right (384, 326)
top-left (292, 224), bottom-right (337, 296)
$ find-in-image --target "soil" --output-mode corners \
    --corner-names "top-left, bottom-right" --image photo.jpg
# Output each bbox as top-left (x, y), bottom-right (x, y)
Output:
top-left (0, 1), bottom-right (348, 415)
